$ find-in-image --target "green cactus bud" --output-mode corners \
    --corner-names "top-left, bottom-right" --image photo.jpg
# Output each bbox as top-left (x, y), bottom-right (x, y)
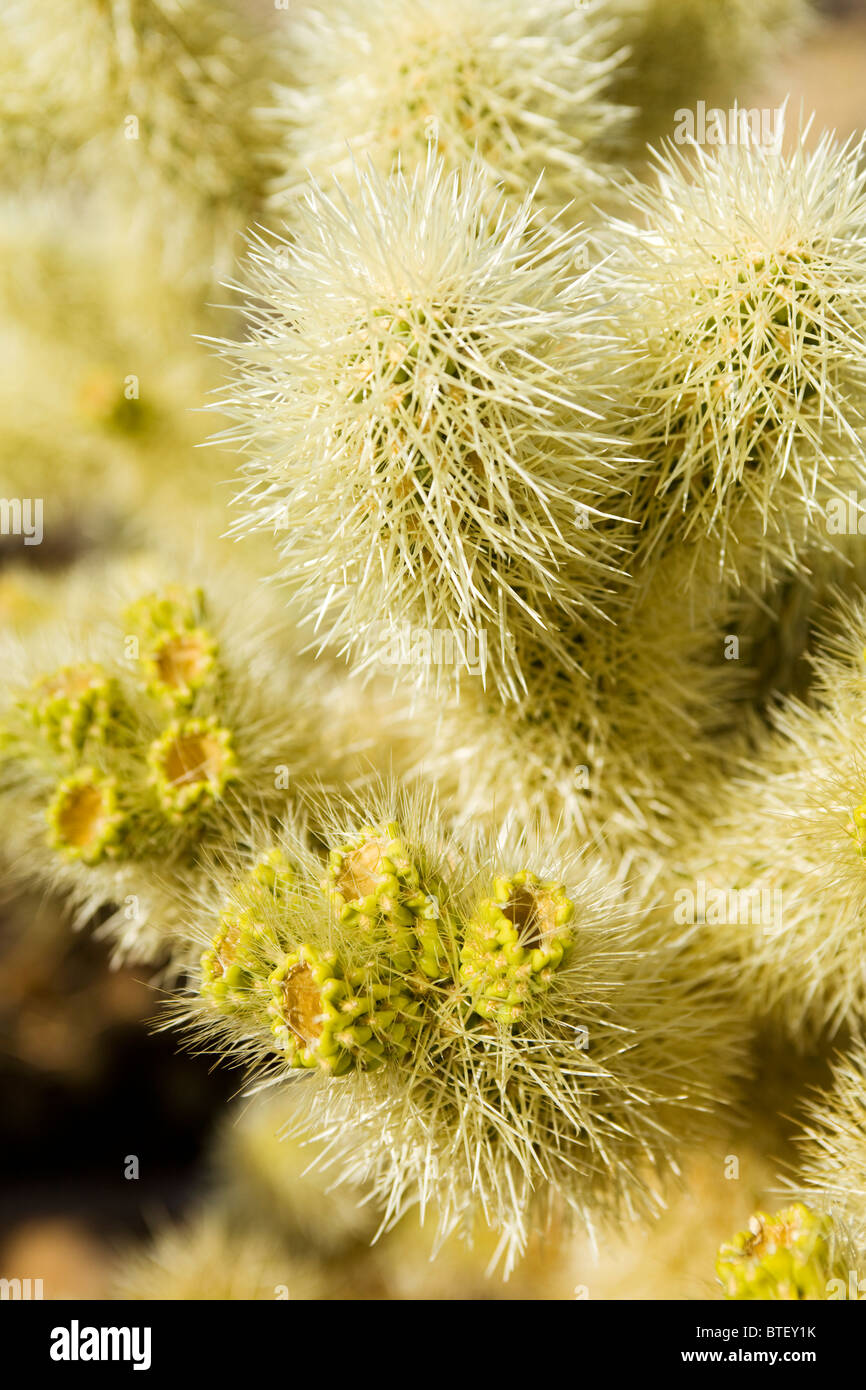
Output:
top-left (201, 849), bottom-right (300, 1013)
top-left (147, 716), bottom-right (238, 820)
top-left (124, 585), bottom-right (207, 642)
top-left (268, 943), bottom-right (421, 1075)
top-left (326, 822), bottom-right (447, 978)
top-left (459, 870), bottom-right (574, 1023)
top-left (142, 625), bottom-right (218, 704)
top-left (46, 766), bottom-right (126, 865)
top-left (200, 910), bottom-right (261, 1012)
top-left (716, 1204), bottom-right (844, 1301)
top-left (27, 662), bottom-right (121, 755)
top-left (125, 586), bottom-right (218, 703)
top-left (249, 846), bottom-right (298, 895)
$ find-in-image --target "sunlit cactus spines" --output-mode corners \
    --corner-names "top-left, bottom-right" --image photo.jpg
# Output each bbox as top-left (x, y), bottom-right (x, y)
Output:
top-left (218, 156), bottom-right (636, 701)
top-left (46, 767), bottom-right (127, 866)
top-left (271, 0), bottom-right (630, 219)
top-left (605, 122), bottom-right (866, 589)
top-left (716, 1203), bottom-right (847, 1301)
top-left (683, 593), bottom-right (866, 1038)
top-left (459, 870), bottom-right (573, 1024)
top-left (791, 1045), bottom-right (866, 1251)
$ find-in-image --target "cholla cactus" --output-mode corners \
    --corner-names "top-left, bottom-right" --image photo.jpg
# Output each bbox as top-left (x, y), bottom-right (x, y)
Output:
top-left (7, 0), bottom-right (865, 1303)
top-left (175, 786), bottom-right (745, 1269)
top-left (604, 122), bottom-right (866, 591)
top-left (791, 1045), bottom-right (866, 1250)
top-left (2, 0), bottom-right (282, 281)
top-left (271, 0), bottom-right (630, 219)
top-left (218, 156), bottom-right (636, 700)
top-left (608, 0), bottom-right (810, 150)
top-left (0, 556), bottom-right (352, 962)
top-left (682, 594), bottom-right (866, 1038)
top-left (716, 1203), bottom-right (851, 1300)
top-left (411, 548), bottom-right (748, 851)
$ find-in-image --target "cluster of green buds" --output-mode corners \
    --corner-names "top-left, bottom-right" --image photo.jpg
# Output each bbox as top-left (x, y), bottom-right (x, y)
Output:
top-left (716, 1204), bottom-right (845, 1301)
top-left (198, 824), bottom-right (580, 1080)
top-left (459, 871), bottom-right (574, 1024)
top-left (268, 944), bottom-right (422, 1075)
top-left (3, 585), bottom-right (242, 869)
top-left (200, 835), bottom-right (428, 1076)
top-left (326, 822), bottom-right (447, 980)
top-left (124, 586), bottom-right (218, 705)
